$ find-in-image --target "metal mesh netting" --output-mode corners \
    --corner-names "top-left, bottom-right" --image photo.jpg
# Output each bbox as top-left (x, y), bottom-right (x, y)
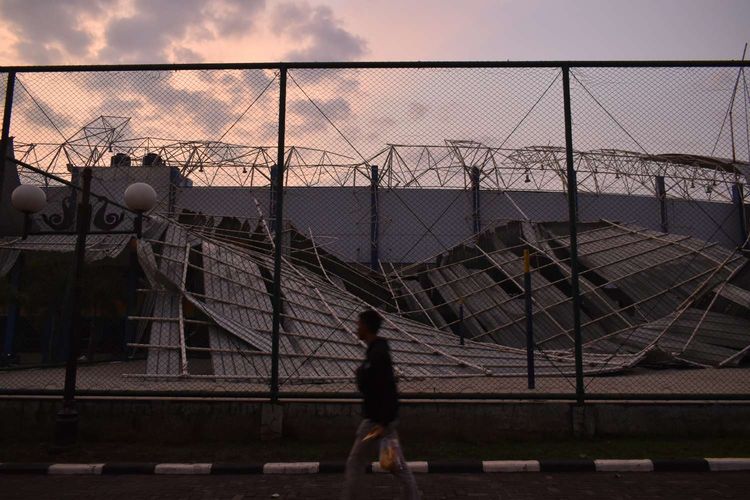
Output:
top-left (568, 66), bottom-right (750, 395)
top-left (0, 62), bottom-right (749, 399)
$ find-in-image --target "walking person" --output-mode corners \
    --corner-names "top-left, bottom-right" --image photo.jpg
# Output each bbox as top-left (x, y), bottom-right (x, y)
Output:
top-left (341, 309), bottom-right (420, 500)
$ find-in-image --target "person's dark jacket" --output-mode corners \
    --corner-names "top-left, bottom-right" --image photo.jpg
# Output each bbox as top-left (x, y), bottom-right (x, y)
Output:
top-left (356, 337), bottom-right (398, 426)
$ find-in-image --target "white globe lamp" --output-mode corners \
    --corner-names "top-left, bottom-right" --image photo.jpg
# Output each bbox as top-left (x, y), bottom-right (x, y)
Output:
top-left (124, 182), bottom-right (158, 213)
top-left (124, 183), bottom-right (157, 239)
top-left (11, 184), bottom-right (47, 214)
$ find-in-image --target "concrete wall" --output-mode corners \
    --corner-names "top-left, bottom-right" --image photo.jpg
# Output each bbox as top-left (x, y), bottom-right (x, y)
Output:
top-left (6, 170), bottom-right (741, 260)
top-left (173, 187), bottom-right (744, 263)
top-left (177, 186), bottom-right (270, 218)
top-left (2, 398), bottom-right (749, 443)
top-left (669, 197), bottom-right (742, 245)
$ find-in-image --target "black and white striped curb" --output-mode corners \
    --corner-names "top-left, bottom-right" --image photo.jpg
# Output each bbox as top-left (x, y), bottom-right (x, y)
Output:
top-left (0, 459), bottom-right (749, 475)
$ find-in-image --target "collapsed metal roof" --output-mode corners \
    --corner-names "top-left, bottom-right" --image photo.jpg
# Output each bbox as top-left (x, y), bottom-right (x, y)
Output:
top-left (1, 211), bottom-right (747, 385)
top-left (128, 217), bottom-right (641, 384)
top-left (390, 219), bottom-right (750, 368)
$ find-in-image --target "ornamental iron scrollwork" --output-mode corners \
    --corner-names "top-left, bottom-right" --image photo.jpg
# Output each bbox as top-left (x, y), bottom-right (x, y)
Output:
top-left (40, 189), bottom-right (127, 232)
top-left (40, 189), bottom-right (76, 231)
top-left (92, 197), bottom-right (125, 231)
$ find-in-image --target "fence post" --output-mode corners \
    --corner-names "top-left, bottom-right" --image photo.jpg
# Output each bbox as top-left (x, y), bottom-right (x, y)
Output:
top-left (562, 65), bottom-right (585, 405)
top-left (370, 164), bottom-right (379, 270)
top-left (471, 166), bottom-right (481, 235)
top-left (523, 249), bottom-right (535, 390)
top-left (458, 299), bottom-right (464, 346)
top-left (656, 175), bottom-right (668, 233)
top-left (269, 67), bottom-right (287, 403)
top-left (1, 254), bottom-right (22, 366)
top-left (269, 163), bottom-right (278, 223)
top-left (168, 166), bottom-right (179, 216)
top-left (732, 183), bottom-right (747, 248)
top-left (123, 240), bottom-right (138, 359)
top-left (0, 71), bottom-right (16, 208)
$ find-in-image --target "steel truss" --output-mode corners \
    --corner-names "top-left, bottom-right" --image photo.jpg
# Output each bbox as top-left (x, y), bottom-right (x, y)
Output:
top-left (12, 116), bottom-right (748, 202)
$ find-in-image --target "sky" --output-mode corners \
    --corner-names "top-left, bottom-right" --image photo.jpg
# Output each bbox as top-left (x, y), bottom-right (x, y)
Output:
top-left (0, 0), bottom-right (748, 191)
top-left (0, 0), bottom-right (748, 65)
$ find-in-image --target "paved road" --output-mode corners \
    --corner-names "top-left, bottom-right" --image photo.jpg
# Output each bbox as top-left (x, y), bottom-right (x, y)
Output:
top-left (1, 472), bottom-right (749, 499)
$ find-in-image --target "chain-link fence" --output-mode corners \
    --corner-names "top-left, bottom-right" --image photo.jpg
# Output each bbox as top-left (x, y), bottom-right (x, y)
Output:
top-left (0, 61), bottom-right (749, 401)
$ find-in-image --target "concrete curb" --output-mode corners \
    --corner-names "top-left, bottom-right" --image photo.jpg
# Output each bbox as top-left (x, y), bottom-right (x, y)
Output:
top-left (0, 458), bottom-right (748, 475)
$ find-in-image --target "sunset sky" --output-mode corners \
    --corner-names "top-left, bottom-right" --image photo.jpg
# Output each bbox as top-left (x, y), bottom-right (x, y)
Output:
top-left (0, 0), bottom-right (748, 65)
top-left (1, 1), bottom-right (748, 187)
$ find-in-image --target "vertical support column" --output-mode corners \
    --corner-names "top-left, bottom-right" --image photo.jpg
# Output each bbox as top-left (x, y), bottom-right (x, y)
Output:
top-left (123, 239), bottom-right (138, 359)
top-left (1, 254), bottom-right (23, 366)
top-left (69, 169), bottom-right (80, 230)
top-left (656, 175), bottom-right (668, 233)
top-left (269, 164), bottom-right (278, 223)
top-left (370, 164), bottom-right (379, 270)
top-left (168, 166), bottom-right (179, 216)
top-left (56, 167), bottom-right (92, 446)
top-left (732, 183), bottom-right (747, 248)
top-left (270, 67), bottom-right (287, 404)
top-left (562, 66), bottom-right (585, 405)
top-left (471, 166), bottom-right (481, 235)
top-left (457, 299), bottom-right (465, 346)
top-left (22, 213), bottom-right (30, 239)
top-left (0, 71), bottom-right (16, 207)
top-left (523, 249), bottom-right (535, 390)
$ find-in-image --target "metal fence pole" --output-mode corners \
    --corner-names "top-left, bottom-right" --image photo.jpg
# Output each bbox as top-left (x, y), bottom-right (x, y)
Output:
top-left (269, 163), bottom-right (278, 222)
top-left (523, 249), bottom-right (535, 390)
top-left (732, 183), bottom-right (747, 248)
top-left (0, 71), bottom-right (16, 207)
top-left (458, 299), bottom-right (464, 346)
top-left (167, 166), bottom-right (178, 216)
top-left (656, 175), bottom-right (668, 233)
top-left (370, 164), bottom-right (379, 270)
top-left (471, 166), bottom-right (481, 235)
top-left (123, 240), bottom-right (138, 359)
top-left (562, 66), bottom-right (585, 404)
top-left (270, 66), bottom-right (287, 403)
top-left (1, 254), bottom-right (22, 366)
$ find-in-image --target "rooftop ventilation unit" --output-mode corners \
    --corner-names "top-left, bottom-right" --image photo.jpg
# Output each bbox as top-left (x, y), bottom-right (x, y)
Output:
top-left (142, 153), bottom-right (164, 167)
top-left (110, 153), bottom-right (131, 167)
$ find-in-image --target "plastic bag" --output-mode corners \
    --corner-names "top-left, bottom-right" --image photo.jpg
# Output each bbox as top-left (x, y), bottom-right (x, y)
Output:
top-left (379, 435), bottom-right (402, 472)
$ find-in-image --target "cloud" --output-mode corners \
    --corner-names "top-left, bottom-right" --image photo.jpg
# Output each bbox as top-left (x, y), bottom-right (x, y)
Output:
top-left (97, 96), bottom-right (144, 117)
top-left (0, 0), bottom-right (368, 65)
top-left (0, 0), bottom-right (106, 63)
top-left (12, 81), bottom-right (74, 138)
top-left (363, 115), bottom-right (396, 142)
top-left (270, 1), bottom-right (367, 61)
top-left (171, 47), bottom-right (205, 64)
top-left (287, 96), bottom-right (352, 135)
top-left (407, 101), bottom-right (429, 120)
top-left (196, 68), bottom-right (277, 102)
top-left (100, 0), bottom-right (265, 63)
top-left (77, 71), bottom-right (239, 137)
top-left (0, 0), bottom-right (266, 64)
top-left (0, 1), bottom-right (369, 154)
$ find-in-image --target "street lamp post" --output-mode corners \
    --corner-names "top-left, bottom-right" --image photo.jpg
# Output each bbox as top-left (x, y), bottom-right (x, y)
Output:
top-left (11, 168), bottom-right (158, 446)
top-left (10, 183), bottom-right (47, 239)
top-left (124, 182), bottom-right (158, 238)
top-left (56, 167), bottom-right (93, 445)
